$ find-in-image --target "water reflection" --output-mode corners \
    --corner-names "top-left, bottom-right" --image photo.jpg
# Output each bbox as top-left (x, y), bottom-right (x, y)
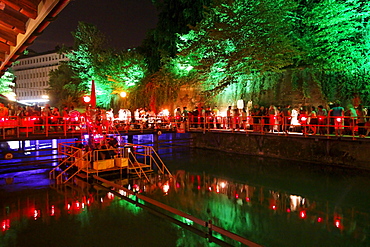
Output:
top-left (0, 183), bottom-right (184, 247)
top-left (127, 168), bottom-right (370, 247)
top-left (1, 147), bottom-right (370, 246)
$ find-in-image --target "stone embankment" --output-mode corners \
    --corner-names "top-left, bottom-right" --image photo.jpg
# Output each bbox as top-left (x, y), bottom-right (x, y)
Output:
top-left (190, 132), bottom-right (370, 169)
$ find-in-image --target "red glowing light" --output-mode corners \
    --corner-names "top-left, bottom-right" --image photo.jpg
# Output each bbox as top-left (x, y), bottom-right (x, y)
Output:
top-left (335, 219), bottom-right (341, 228)
top-left (317, 217), bottom-right (322, 223)
top-left (1, 219), bottom-right (10, 231)
top-left (197, 185), bottom-right (201, 190)
top-left (272, 205), bottom-right (276, 210)
top-left (300, 210), bottom-right (306, 219)
top-left (246, 197), bottom-right (250, 201)
top-left (176, 183), bottom-right (180, 188)
top-left (83, 95), bottom-right (91, 103)
top-left (51, 205), bottom-right (55, 216)
top-left (336, 118), bottom-right (341, 123)
top-left (33, 209), bottom-right (40, 220)
top-left (235, 194), bottom-right (239, 199)
top-left (286, 208), bottom-right (291, 213)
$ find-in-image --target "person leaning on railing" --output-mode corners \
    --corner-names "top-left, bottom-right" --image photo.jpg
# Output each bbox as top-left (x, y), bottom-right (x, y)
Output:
top-left (308, 106), bottom-right (317, 135)
top-left (317, 105), bottom-right (328, 135)
top-left (51, 107), bottom-right (61, 131)
top-left (329, 102), bottom-right (345, 137)
top-left (281, 105), bottom-right (291, 134)
top-left (356, 104), bottom-right (367, 138)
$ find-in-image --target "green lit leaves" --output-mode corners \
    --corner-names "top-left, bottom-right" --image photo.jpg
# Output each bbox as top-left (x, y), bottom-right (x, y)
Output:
top-left (0, 71), bottom-right (15, 98)
top-left (177, 0), bottom-right (300, 94)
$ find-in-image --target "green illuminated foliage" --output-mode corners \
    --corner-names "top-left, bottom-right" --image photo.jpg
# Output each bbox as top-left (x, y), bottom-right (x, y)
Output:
top-left (177, 0), bottom-right (300, 96)
top-left (65, 22), bottom-right (149, 108)
top-left (48, 63), bottom-right (83, 108)
top-left (302, 0), bottom-right (370, 71)
top-left (299, 0), bottom-right (370, 103)
top-left (0, 70), bottom-right (15, 96)
top-left (104, 51), bottom-right (148, 90)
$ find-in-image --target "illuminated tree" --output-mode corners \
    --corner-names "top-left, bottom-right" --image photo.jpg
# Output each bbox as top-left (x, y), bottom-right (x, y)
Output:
top-left (0, 70), bottom-right (15, 98)
top-left (48, 63), bottom-right (82, 108)
top-left (130, 59), bottom-right (185, 111)
top-left (104, 51), bottom-right (148, 91)
top-left (177, 0), bottom-right (300, 97)
top-left (298, 0), bottom-right (370, 103)
top-left (64, 22), bottom-right (150, 108)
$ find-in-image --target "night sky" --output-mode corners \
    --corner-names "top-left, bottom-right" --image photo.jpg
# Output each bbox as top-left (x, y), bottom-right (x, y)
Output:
top-left (29, 0), bottom-right (158, 53)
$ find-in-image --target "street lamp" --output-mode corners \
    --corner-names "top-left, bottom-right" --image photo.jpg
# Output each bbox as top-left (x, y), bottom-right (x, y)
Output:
top-left (83, 95), bottom-right (91, 103)
top-left (120, 91), bottom-right (127, 98)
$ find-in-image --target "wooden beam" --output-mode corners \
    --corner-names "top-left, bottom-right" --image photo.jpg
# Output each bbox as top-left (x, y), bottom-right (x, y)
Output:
top-left (0, 41), bottom-right (10, 54)
top-left (0, 27), bottom-right (17, 46)
top-left (0, 51), bottom-right (5, 62)
top-left (1, 0), bottom-right (41, 19)
top-left (0, 7), bottom-right (27, 34)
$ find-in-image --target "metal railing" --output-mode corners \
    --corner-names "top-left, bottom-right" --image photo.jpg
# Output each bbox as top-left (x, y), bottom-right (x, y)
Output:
top-left (128, 143), bottom-right (173, 177)
top-left (1, 115), bottom-right (369, 140)
top-left (49, 141), bottom-right (172, 184)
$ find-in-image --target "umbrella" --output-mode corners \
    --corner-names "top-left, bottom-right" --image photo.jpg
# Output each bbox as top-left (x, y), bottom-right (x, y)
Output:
top-left (90, 80), bottom-right (96, 108)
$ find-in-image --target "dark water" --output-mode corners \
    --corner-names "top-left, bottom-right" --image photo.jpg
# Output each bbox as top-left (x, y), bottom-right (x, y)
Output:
top-left (1, 135), bottom-right (370, 246)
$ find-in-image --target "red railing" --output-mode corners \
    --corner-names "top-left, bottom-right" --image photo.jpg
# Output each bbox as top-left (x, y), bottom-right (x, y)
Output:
top-left (0, 115), bottom-right (368, 139)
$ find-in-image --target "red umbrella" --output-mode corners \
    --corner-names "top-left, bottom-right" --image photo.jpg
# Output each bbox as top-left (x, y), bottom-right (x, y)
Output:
top-left (90, 80), bottom-right (96, 108)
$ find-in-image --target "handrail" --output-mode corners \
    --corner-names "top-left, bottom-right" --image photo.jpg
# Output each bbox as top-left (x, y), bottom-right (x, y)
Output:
top-left (128, 144), bottom-right (172, 177)
top-left (62, 151), bottom-right (91, 184)
top-left (147, 146), bottom-right (172, 176)
top-left (49, 148), bottom-right (81, 180)
top-left (127, 151), bottom-right (150, 182)
top-left (1, 114), bottom-right (369, 140)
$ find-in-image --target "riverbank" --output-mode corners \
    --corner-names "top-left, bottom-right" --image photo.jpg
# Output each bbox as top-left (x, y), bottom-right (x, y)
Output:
top-left (190, 131), bottom-right (370, 170)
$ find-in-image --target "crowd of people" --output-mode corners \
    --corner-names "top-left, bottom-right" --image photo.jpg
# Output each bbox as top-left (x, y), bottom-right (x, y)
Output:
top-left (174, 102), bottom-right (370, 137)
top-left (0, 100), bottom-right (369, 137)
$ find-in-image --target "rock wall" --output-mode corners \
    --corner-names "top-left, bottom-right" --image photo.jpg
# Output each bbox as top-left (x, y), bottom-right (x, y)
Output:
top-left (190, 132), bottom-right (370, 169)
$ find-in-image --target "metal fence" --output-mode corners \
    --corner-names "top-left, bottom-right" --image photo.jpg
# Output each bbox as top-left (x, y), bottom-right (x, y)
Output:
top-left (0, 115), bottom-right (369, 139)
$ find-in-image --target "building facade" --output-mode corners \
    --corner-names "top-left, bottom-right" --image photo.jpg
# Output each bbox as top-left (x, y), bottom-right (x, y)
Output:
top-left (12, 51), bottom-right (69, 105)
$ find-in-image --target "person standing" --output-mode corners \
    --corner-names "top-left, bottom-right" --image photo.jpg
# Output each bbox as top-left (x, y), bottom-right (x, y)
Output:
top-left (251, 104), bottom-right (260, 131)
top-left (329, 102), bottom-right (345, 137)
top-left (69, 106), bottom-right (81, 131)
top-left (42, 104), bottom-right (52, 131)
top-left (281, 105), bottom-right (291, 134)
top-left (317, 105), bottom-right (328, 135)
top-left (308, 106), bottom-right (317, 135)
top-left (356, 104), bottom-right (367, 138)
top-left (226, 106), bottom-right (232, 129)
top-left (0, 102), bottom-right (8, 117)
top-left (268, 105), bottom-right (278, 132)
top-left (51, 107), bottom-right (61, 131)
top-left (175, 107), bottom-right (182, 127)
top-left (212, 106), bottom-right (220, 129)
